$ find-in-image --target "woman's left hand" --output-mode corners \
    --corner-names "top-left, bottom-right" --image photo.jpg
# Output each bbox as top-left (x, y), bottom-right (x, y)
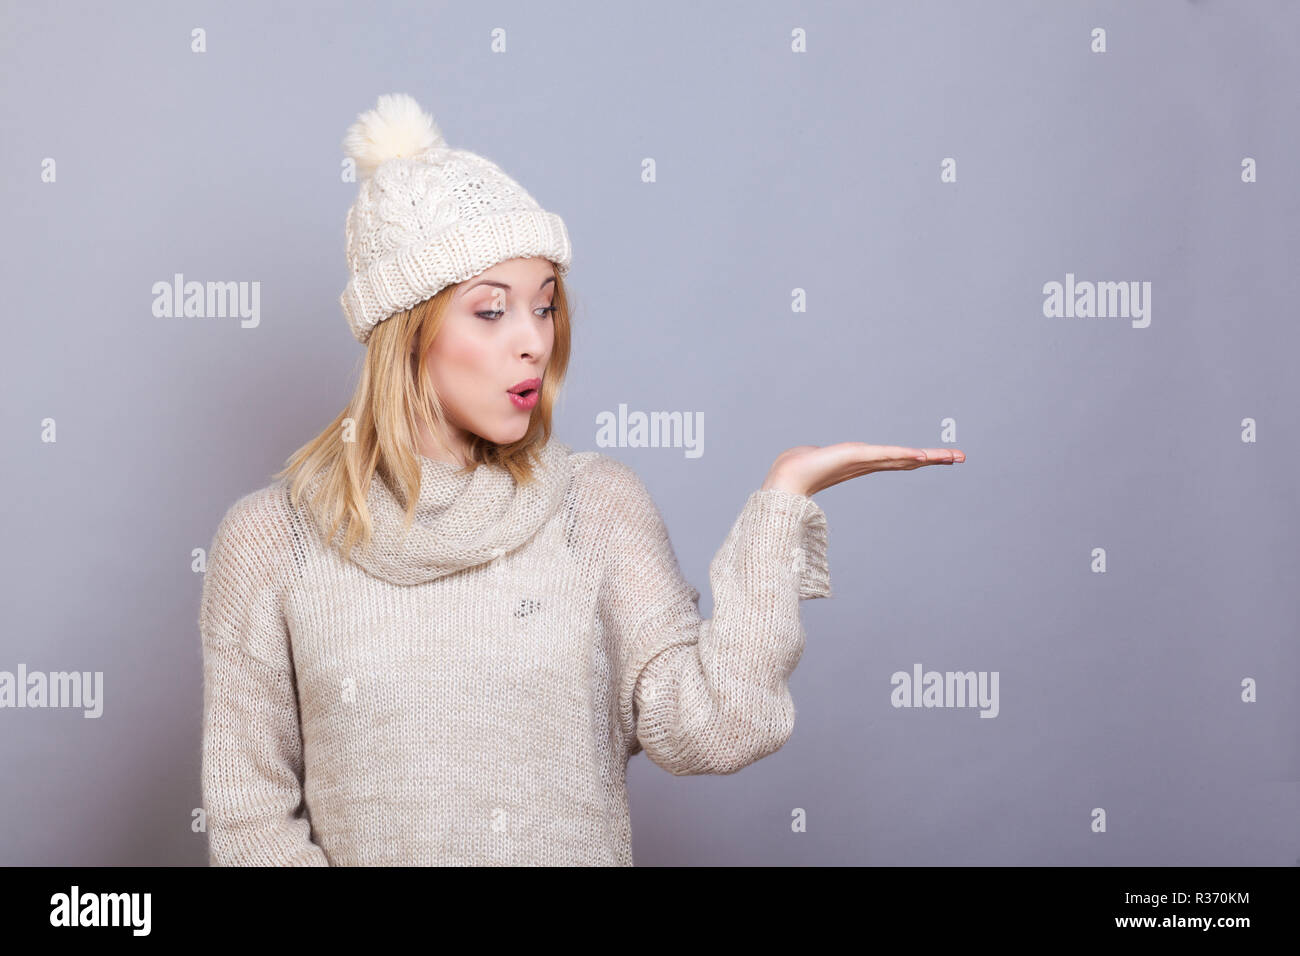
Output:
top-left (761, 442), bottom-right (966, 497)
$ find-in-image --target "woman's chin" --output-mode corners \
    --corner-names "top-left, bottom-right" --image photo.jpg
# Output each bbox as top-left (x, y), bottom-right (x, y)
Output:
top-left (481, 421), bottom-right (530, 445)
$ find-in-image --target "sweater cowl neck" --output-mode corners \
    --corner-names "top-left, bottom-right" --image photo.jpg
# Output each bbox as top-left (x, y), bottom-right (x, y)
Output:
top-left (342, 438), bottom-right (573, 586)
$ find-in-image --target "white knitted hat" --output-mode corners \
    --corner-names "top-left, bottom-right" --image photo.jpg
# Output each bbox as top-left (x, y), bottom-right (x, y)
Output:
top-left (339, 92), bottom-right (572, 344)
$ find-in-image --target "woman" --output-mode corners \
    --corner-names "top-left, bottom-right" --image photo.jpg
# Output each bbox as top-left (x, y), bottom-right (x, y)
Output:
top-left (198, 92), bottom-right (964, 866)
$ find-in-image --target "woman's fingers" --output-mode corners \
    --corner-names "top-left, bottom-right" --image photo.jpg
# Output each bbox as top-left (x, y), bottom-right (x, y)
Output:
top-left (837, 443), bottom-right (929, 463)
top-left (916, 448), bottom-right (965, 464)
top-left (832, 443), bottom-right (966, 469)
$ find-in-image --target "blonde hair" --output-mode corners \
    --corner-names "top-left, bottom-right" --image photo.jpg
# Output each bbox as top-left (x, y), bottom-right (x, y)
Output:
top-left (275, 270), bottom-right (572, 565)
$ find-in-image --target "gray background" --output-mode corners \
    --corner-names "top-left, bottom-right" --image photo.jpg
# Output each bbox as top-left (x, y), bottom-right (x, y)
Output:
top-left (1, 0), bottom-right (1296, 865)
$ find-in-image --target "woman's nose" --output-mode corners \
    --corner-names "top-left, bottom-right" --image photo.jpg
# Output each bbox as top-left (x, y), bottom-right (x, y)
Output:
top-left (515, 320), bottom-right (548, 355)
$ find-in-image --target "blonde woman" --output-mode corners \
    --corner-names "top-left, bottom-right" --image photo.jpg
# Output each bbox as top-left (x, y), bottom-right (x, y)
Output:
top-left (198, 92), bottom-right (964, 867)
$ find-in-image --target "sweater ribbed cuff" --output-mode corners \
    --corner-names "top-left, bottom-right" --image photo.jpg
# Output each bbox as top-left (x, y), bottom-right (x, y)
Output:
top-left (741, 488), bottom-right (832, 600)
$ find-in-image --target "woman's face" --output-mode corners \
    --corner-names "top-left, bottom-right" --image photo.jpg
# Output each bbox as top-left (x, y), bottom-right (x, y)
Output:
top-left (419, 256), bottom-right (556, 461)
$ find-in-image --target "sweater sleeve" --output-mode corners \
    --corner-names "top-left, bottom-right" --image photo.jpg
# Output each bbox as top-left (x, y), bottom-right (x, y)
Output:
top-left (198, 488), bottom-right (330, 866)
top-left (596, 461), bottom-right (831, 776)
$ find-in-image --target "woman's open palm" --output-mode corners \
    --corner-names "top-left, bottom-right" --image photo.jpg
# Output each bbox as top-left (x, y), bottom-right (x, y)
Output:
top-left (762, 442), bottom-right (966, 497)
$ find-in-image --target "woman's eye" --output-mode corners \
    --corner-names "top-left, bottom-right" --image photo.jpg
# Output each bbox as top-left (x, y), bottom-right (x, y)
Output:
top-left (476, 306), bottom-right (555, 321)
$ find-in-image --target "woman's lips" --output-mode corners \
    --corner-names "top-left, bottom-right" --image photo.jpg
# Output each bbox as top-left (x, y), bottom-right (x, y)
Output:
top-left (508, 388), bottom-right (539, 410)
top-left (507, 376), bottom-right (541, 411)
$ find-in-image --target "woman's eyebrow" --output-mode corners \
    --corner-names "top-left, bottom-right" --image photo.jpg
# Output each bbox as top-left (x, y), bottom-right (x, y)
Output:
top-left (462, 276), bottom-right (556, 295)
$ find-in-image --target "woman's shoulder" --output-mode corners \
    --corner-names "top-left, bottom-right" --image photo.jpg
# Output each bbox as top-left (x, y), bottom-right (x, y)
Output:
top-left (565, 448), bottom-right (649, 495)
top-left (213, 478), bottom-right (298, 535)
top-left (206, 479), bottom-right (307, 583)
top-left (199, 480), bottom-right (307, 649)
top-left (562, 449), bottom-right (665, 534)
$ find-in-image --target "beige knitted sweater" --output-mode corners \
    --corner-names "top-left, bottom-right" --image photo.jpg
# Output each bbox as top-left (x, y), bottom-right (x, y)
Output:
top-left (198, 438), bottom-right (831, 866)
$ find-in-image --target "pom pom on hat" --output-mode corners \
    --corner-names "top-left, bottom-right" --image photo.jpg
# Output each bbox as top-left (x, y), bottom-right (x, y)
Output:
top-left (342, 92), bottom-right (447, 180)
